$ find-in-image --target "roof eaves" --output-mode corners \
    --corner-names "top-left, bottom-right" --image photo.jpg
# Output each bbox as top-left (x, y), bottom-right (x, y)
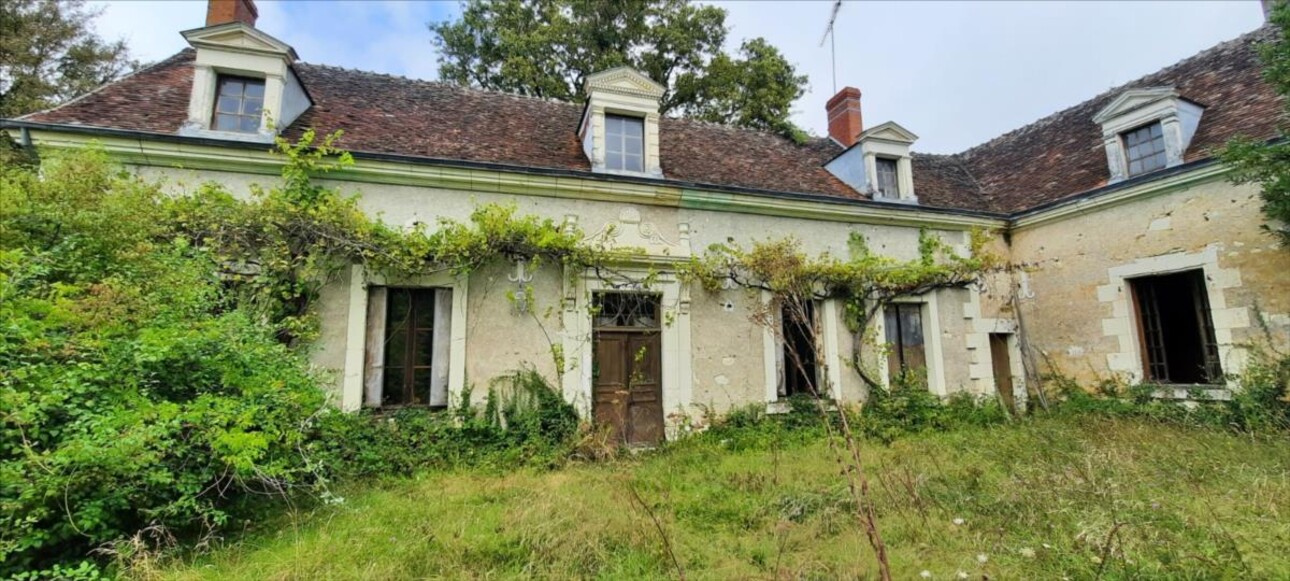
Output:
top-left (1, 119), bottom-right (1008, 222)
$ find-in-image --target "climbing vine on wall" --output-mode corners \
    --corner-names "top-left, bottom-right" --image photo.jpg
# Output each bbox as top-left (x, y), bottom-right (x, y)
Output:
top-left (687, 230), bottom-right (1000, 390)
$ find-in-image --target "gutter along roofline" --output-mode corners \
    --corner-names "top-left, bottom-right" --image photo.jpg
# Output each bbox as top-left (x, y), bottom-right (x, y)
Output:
top-left (1, 119), bottom-right (1009, 230)
top-left (4, 119), bottom-right (1248, 232)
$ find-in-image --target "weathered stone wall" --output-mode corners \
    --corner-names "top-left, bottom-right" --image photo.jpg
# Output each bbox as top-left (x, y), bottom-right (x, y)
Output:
top-left (1007, 176), bottom-right (1290, 388)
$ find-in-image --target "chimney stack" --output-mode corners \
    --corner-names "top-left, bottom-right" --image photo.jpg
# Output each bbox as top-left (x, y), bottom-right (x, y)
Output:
top-left (206, 0), bottom-right (258, 27)
top-left (826, 87), bottom-right (863, 147)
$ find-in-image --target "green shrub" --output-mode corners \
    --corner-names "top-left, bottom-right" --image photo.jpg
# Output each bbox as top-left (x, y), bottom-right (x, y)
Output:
top-left (1044, 347), bottom-right (1290, 433)
top-left (0, 151), bottom-right (330, 574)
top-left (306, 369), bottom-right (581, 479)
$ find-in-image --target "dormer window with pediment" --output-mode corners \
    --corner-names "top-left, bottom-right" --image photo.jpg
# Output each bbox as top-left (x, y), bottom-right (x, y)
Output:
top-left (1094, 87), bottom-right (1204, 183)
top-left (579, 67), bottom-right (665, 178)
top-left (824, 119), bottom-right (920, 204)
top-left (179, 3), bottom-right (311, 143)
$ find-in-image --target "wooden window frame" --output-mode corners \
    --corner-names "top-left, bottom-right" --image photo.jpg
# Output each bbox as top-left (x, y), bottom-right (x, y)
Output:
top-left (364, 286), bottom-right (453, 409)
top-left (604, 113), bottom-right (645, 173)
top-left (1121, 122), bottom-right (1167, 177)
top-left (778, 300), bottom-right (822, 399)
top-left (211, 74), bottom-right (266, 134)
top-left (1129, 270), bottom-right (1223, 385)
top-left (884, 302), bottom-right (927, 382)
top-left (875, 157), bottom-right (900, 198)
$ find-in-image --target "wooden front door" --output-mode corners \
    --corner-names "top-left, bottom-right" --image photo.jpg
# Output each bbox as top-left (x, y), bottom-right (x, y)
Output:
top-left (592, 293), bottom-right (664, 446)
top-left (989, 333), bottom-right (1016, 413)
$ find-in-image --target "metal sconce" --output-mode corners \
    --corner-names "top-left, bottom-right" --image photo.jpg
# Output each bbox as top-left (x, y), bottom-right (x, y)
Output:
top-left (508, 258), bottom-right (535, 314)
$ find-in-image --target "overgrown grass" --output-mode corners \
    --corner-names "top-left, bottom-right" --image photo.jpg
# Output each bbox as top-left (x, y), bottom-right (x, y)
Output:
top-left (141, 415), bottom-right (1290, 580)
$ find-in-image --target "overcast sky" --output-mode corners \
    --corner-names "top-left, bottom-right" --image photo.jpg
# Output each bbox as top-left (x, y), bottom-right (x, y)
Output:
top-left (90, 0), bottom-right (1265, 153)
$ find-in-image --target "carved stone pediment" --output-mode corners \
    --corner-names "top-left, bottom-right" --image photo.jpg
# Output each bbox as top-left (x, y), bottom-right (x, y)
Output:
top-left (584, 67), bottom-right (666, 99)
top-left (181, 21), bottom-right (297, 60)
top-left (1093, 87), bottom-right (1179, 124)
top-left (584, 207), bottom-right (690, 258)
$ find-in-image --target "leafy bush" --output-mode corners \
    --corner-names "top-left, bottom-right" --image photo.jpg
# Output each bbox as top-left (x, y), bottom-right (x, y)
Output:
top-left (0, 150), bottom-right (332, 574)
top-left (1045, 347), bottom-right (1290, 433)
top-left (306, 369), bottom-right (580, 479)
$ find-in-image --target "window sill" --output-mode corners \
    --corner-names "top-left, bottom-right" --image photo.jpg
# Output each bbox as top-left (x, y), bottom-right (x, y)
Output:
top-left (766, 398), bottom-right (837, 415)
top-left (365, 404), bottom-right (450, 414)
top-left (1139, 385), bottom-right (1232, 401)
top-left (178, 123), bottom-right (274, 143)
top-left (592, 166), bottom-right (664, 179)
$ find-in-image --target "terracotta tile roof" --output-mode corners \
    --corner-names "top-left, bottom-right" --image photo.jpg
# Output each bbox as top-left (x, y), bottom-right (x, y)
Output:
top-left (22, 50), bottom-right (871, 204)
top-left (22, 50), bottom-right (195, 134)
top-left (17, 26), bottom-right (1283, 215)
top-left (950, 26), bottom-right (1284, 213)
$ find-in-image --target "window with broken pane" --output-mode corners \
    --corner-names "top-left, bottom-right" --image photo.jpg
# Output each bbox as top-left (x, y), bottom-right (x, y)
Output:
top-left (884, 303), bottom-right (927, 382)
top-left (875, 157), bottom-right (900, 198)
top-left (212, 75), bottom-right (265, 133)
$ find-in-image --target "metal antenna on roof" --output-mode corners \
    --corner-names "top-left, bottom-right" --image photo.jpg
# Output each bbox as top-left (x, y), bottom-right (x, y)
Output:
top-left (820, 0), bottom-right (843, 94)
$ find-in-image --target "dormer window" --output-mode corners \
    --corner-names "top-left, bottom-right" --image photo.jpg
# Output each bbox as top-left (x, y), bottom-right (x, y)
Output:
top-left (212, 75), bottom-right (265, 133)
top-left (875, 157), bottom-right (899, 198)
top-left (605, 114), bottom-right (645, 172)
top-left (1122, 122), bottom-right (1166, 177)
top-left (180, 19), bottom-right (309, 143)
top-left (823, 120), bottom-right (920, 204)
top-left (1093, 87), bottom-right (1204, 183)
top-left (579, 67), bottom-right (665, 177)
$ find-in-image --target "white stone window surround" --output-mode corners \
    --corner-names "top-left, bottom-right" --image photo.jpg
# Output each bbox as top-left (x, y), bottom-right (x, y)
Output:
top-left (873, 292), bottom-right (948, 396)
top-left (580, 67), bottom-right (665, 178)
top-left (1093, 87), bottom-right (1204, 184)
top-left (824, 121), bottom-right (919, 203)
top-left (760, 293), bottom-right (845, 407)
top-left (340, 264), bottom-right (469, 411)
top-left (180, 22), bottom-right (309, 144)
top-left (1096, 245), bottom-right (1247, 386)
top-left (961, 287), bottom-right (1027, 404)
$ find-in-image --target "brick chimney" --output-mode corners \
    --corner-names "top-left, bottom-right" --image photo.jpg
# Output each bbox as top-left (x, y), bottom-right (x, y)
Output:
top-left (826, 87), bottom-right (863, 147)
top-left (206, 0), bottom-right (258, 27)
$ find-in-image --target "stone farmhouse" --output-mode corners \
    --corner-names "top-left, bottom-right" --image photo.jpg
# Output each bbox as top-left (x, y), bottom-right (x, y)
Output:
top-left (4, 0), bottom-right (1287, 444)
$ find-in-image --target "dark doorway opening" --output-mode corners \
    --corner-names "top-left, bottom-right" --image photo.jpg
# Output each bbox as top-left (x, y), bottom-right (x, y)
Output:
top-left (781, 301), bottom-right (820, 398)
top-left (989, 333), bottom-right (1016, 413)
top-left (1130, 269), bottom-right (1222, 384)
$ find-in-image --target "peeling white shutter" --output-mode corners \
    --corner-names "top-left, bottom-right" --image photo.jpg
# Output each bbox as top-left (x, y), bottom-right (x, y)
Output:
top-left (429, 288), bottom-right (453, 407)
top-left (363, 287), bottom-right (387, 407)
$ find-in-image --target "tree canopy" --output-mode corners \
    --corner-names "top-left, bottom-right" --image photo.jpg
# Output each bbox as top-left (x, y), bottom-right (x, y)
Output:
top-left (429, 0), bottom-right (809, 139)
top-left (0, 0), bottom-right (135, 118)
top-left (1222, 3), bottom-right (1290, 247)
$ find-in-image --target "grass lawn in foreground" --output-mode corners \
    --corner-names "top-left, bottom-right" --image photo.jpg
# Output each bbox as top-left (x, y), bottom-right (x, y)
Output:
top-left (148, 415), bottom-right (1290, 580)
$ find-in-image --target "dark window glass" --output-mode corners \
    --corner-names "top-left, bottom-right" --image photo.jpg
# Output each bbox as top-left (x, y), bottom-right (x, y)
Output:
top-left (1122, 122), bottom-right (1167, 177)
top-left (605, 114), bottom-right (645, 172)
top-left (212, 75), bottom-right (266, 134)
top-left (1130, 270), bottom-right (1222, 384)
top-left (875, 158), bottom-right (899, 198)
top-left (884, 303), bottom-right (927, 383)
top-left (382, 288), bottom-right (439, 406)
top-left (781, 301), bottom-right (819, 398)
top-left (592, 292), bottom-right (660, 329)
